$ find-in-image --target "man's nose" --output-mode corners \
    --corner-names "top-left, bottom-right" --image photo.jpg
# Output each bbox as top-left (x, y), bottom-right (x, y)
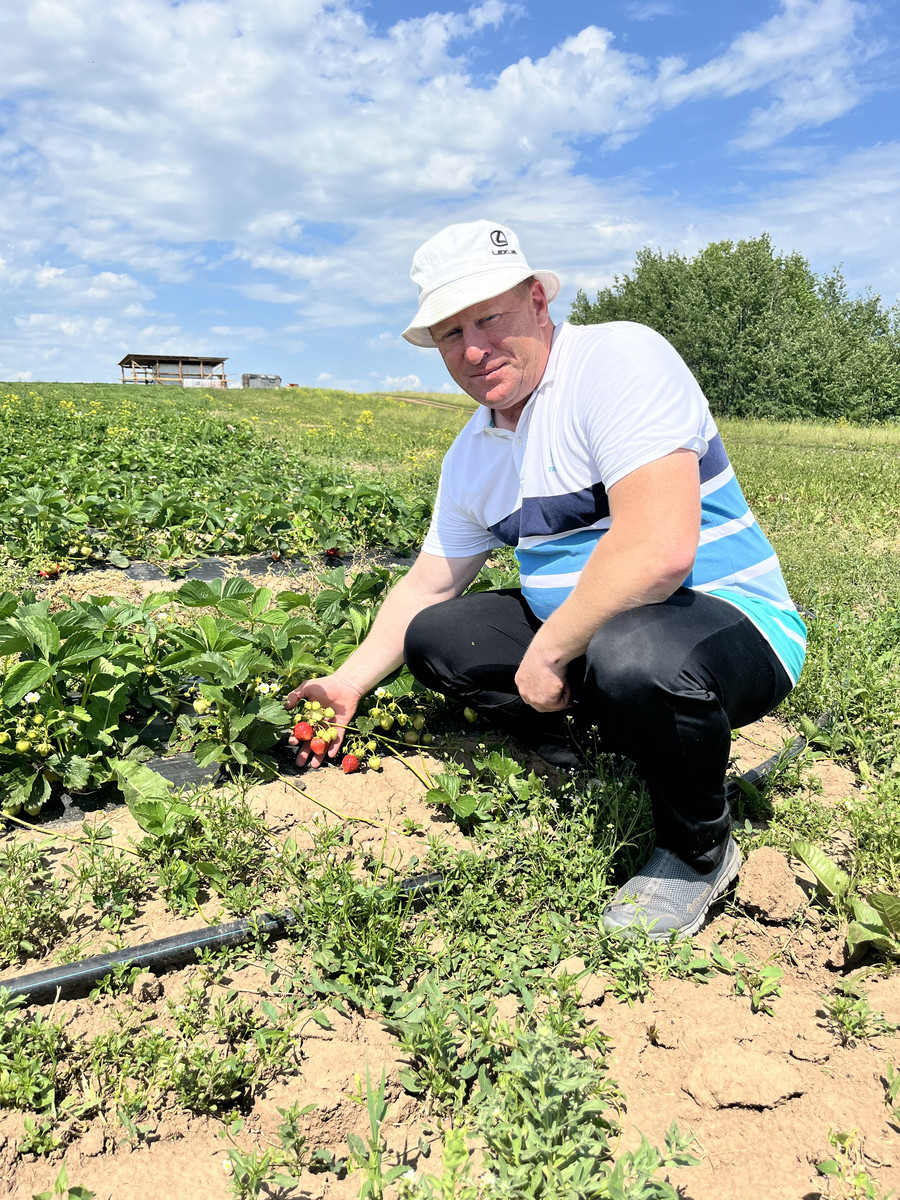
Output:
top-left (463, 336), bottom-right (489, 364)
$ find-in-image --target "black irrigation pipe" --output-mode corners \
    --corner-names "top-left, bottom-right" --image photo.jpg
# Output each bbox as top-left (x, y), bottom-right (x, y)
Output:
top-left (2, 715), bottom-right (829, 1006)
top-left (0, 872), bottom-right (445, 1007)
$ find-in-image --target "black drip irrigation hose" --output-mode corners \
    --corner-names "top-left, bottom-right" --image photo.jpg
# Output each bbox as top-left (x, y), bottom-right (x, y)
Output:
top-left (724, 709), bottom-right (831, 802)
top-left (2, 716), bottom-right (828, 1006)
top-left (0, 871), bottom-right (445, 1007)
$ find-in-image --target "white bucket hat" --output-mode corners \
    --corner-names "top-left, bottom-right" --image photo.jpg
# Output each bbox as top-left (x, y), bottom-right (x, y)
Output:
top-left (401, 220), bottom-right (561, 348)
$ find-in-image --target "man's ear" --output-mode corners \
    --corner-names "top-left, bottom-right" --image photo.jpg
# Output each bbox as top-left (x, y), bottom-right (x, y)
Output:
top-left (531, 280), bottom-right (551, 326)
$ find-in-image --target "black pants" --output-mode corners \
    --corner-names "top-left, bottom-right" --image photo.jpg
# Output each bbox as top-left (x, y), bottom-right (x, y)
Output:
top-left (404, 587), bottom-right (793, 859)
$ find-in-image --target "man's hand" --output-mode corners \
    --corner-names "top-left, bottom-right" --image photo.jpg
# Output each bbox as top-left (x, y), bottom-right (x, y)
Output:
top-left (285, 674), bottom-right (362, 768)
top-left (515, 644), bottom-right (571, 712)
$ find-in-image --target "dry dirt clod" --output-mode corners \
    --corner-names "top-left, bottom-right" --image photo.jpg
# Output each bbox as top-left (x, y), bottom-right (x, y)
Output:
top-left (131, 971), bottom-right (164, 1002)
top-left (577, 975), bottom-right (606, 1009)
top-left (735, 846), bottom-right (807, 922)
top-left (551, 955), bottom-right (587, 980)
top-left (79, 1126), bottom-right (105, 1158)
top-left (787, 1030), bottom-right (832, 1063)
top-left (683, 1043), bottom-right (805, 1110)
top-left (825, 930), bottom-right (862, 970)
top-left (491, 994), bottom-right (521, 1027)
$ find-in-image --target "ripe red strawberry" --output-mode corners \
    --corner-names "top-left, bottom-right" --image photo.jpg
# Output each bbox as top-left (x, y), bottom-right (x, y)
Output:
top-left (309, 736), bottom-right (327, 756)
top-left (293, 720), bottom-right (314, 741)
top-left (325, 547), bottom-right (340, 557)
top-left (341, 753), bottom-right (360, 773)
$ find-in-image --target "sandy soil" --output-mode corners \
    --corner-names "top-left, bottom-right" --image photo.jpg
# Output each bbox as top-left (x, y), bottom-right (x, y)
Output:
top-left (2, 718), bottom-right (897, 1200)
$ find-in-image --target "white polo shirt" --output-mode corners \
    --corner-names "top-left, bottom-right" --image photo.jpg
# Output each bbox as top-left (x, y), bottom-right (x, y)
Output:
top-left (423, 320), bottom-right (806, 684)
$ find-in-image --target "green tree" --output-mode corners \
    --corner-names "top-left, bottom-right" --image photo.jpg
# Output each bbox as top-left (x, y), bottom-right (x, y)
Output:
top-left (570, 234), bottom-right (900, 422)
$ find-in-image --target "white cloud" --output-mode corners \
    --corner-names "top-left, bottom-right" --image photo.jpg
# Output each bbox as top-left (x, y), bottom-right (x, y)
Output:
top-left (625, 1), bottom-right (676, 18)
top-left (0, 0), bottom-right (893, 385)
top-left (381, 374), bottom-right (424, 391)
top-left (365, 331), bottom-right (403, 351)
top-left (317, 371), bottom-right (332, 381)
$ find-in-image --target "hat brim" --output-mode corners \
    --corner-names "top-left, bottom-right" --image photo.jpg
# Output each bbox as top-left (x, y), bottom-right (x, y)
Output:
top-left (402, 268), bottom-right (561, 348)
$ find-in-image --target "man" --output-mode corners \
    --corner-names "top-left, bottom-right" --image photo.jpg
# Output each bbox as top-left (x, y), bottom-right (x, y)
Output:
top-left (287, 219), bottom-right (806, 940)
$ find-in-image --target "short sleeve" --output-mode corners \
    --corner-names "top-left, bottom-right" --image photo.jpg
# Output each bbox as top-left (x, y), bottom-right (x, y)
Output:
top-left (422, 469), bottom-right (503, 558)
top-left (574, 323), bottom-right (713, 488)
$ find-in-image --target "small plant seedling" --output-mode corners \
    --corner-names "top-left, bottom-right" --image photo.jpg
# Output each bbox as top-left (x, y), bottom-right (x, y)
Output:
top-left (31, 1165), bottom-right (95, 1200)
top-left (89, 961), bottom-right (142, 1000)
top-left (824, 980), bottom-right (897, 1047)
top-left (19, 1115), bottom-right (61, 1157)
top-left (347, 1066), bottom-right (410, 1199)
top-left (884, 1064), bottom-right (900, 1128)
top-left (817, 1129), bottom-right (889, 1199)
top-left (707, 942), bottom-right (784, 1015)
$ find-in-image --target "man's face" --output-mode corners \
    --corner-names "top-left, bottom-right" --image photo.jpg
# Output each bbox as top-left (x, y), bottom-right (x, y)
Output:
top-left (430, 281), bottom-right (553, 418)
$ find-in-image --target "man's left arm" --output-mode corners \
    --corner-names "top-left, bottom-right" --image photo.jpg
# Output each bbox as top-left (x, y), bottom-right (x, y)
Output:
top-left (515, 448), bottom-right (701, 712)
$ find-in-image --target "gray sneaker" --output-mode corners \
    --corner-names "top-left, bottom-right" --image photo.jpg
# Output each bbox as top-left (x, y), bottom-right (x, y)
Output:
top-left (602, 836), bottom-right (742, 941)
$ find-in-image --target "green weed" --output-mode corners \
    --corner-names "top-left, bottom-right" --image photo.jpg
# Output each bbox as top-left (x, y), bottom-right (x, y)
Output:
top-left (31, 1164), bottom-right (95, 1200)
top-left (0, 843), bottom-right (70, 967)
top-left (817, 1129), bottom-right (893, 1199)
top-left (824, 980), bottom-right (897, 1047)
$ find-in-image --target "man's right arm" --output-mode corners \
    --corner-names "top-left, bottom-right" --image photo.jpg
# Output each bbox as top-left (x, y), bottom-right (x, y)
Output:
top-left (286, 549), bottom-right (489, 766)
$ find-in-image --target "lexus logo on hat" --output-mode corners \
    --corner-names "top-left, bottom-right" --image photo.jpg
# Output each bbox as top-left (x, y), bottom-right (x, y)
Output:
top-left (490, 229), bottom-right (508, 247)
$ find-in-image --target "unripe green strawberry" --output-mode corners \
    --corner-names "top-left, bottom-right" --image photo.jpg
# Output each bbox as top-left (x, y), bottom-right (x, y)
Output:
top-left (323, 707), bottom-right (335, 720)
top-left (379, 714), bottom-right (394, 731)
top-left (16, 739), bottom-right (32, 753)
top-left (463, 706), bottom-right (478, 723)
top-left (403, 730), bottom-right (418, 745)
top-left (24, 801), bottom-right (43, 816)
top-left (193, 698), bottom-right (210, 716)
top-left (0, 731), bottom-right (9, 745)
top-left (412, 715), bottom-right (425, 731)
top-left (367, 756), bottom-right (382, 771)
top-left (37, 742), bottom-right (52, 756)
top-left (80, 545), bottom-right (92, 557)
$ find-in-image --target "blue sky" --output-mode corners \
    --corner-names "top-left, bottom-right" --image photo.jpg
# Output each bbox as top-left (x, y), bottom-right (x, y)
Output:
top-left (1, 0), bottom-right (898, 392)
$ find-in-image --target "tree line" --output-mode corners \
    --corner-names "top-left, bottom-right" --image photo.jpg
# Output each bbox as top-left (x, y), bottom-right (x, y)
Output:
top-left (569, 233), bottom-right (900, 422)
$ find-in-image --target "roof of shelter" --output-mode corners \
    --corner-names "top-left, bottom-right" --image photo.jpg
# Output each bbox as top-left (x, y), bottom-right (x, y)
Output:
top-left (118, 353), bottom-right (228, 367)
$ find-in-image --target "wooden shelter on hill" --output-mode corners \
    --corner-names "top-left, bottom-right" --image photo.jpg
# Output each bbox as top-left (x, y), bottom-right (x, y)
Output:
top-left (118, 353), bottom-right (229, 387)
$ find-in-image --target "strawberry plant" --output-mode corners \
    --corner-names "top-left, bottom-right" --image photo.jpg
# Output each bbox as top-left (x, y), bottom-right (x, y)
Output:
top-left (0, 386), bottom-right (438, 569)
